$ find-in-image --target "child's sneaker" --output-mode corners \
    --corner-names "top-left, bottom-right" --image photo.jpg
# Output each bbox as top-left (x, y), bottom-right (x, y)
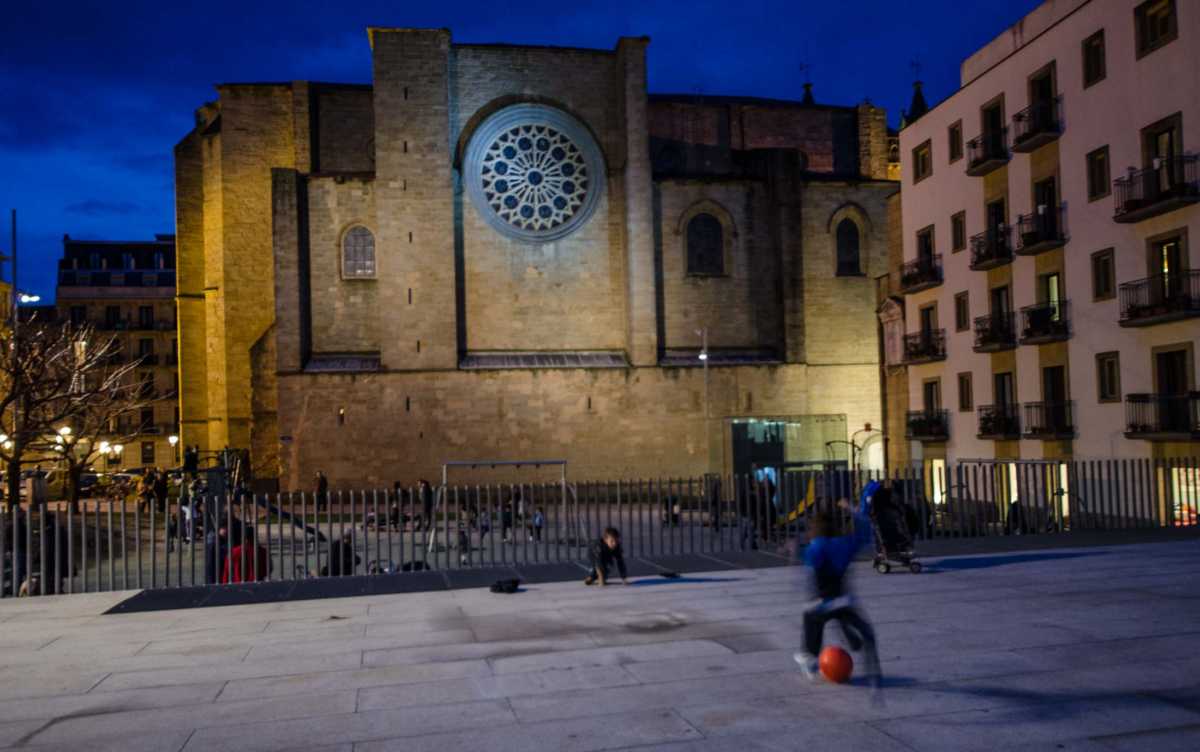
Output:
top-left (793, 652), bottom-right (819, 681)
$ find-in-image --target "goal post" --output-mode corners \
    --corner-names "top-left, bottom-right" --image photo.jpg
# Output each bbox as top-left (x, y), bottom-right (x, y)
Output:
top-left (432, 459), bottom-right (585, 551)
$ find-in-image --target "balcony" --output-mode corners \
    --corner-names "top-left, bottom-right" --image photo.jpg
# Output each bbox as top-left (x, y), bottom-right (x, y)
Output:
top-left (1011, 98), bottom-right (1062, 153)
top-left (898, 254), bottom-right (943, 294)
top-left (1020, 300), bottom-right (1070, 344)
top-left (903, 329), bottom-right (946, 364)
top-left (1023, 401), bottom-right (1075, 439)
top-left (966, 128), bottom-right (1010, 177)
top-left (906, 409), bottom-right (950, 441)
top-left (969, 229), bottom-right (1013, 270)
top-left (1015, 206), bottom-right (1067, 255)
top-left (1118, 271), bottom-right (1200, 327)
top-left (1113, 155), bottom-right (1200, 223)
top-left (977, 404), bottom-right (1021, 440)
top-left (973, 312), bottom-right (1016, 352)
top-left (1124, 393), bottom-right (1200, 439)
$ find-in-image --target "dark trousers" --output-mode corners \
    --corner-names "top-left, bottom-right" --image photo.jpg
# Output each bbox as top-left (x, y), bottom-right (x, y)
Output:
top-left (803, 600), bottom-right (881, 679)
top-left (587, 550), bottom-right (613, 580)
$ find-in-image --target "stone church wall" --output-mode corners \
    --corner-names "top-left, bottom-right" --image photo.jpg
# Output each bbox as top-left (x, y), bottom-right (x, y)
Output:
top-left (655, 179), bottom-right (779, 352)
top-left (306, 175), bottom-right (381, 354)
top-left (275, 361), bottom-right (882, 488)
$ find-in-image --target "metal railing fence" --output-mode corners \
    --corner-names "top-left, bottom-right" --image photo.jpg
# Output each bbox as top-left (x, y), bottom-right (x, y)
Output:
top-left (2, 458), bottom-right (1197, 597)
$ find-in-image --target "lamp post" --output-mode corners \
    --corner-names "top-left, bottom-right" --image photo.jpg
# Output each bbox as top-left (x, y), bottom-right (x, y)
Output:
top-left (169, 434), bottom-right (179, 466)
top-left (696, 328), bottom-right (709, 418)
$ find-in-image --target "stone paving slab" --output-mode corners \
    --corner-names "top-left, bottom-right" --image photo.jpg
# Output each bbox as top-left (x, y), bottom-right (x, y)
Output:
top-left (0, 541), bottom-right (1199, 751)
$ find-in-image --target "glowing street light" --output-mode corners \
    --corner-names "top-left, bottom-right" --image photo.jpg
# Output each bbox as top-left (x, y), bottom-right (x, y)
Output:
top-left (168, 435), bottom-right (179, 447)
top-left (17, 293), bottom-right (39, 304)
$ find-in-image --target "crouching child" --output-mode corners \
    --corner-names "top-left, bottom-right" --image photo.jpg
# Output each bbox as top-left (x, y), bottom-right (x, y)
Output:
top-left (794, 481), bottom-right (882, 689)
top-left (584, 527), bottom-right (628, 586)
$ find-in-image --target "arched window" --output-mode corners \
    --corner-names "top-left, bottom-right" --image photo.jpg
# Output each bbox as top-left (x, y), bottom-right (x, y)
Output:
top-left (342, 226), bottom-right (376, 279)
top-left (686, 213), bottom-right (724, 276)
top-left (835, 219), bottom-right (861, 276)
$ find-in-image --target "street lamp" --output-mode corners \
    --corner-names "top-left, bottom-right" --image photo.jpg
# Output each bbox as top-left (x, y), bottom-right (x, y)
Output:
top-left (169, 434), bottom-right (179, 465)
top-left (18, 293), bottom-right (39, 304)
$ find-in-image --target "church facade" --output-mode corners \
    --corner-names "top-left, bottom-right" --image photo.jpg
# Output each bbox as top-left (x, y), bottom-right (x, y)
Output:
top-left (174, 29), bottom-right (897, 489)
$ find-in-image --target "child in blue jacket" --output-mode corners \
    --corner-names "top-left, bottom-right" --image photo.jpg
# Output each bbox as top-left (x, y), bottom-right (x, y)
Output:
top-left (794, 481), bottom-right (882, 688)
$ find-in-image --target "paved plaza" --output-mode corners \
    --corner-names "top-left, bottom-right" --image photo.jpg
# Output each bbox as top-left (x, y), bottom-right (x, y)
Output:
top-left (0, 541), bottom-right (1197, 751)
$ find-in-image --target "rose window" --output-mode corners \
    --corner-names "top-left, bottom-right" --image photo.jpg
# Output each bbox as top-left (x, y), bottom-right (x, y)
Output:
top-left (465, 104), bottom-right (605, 243)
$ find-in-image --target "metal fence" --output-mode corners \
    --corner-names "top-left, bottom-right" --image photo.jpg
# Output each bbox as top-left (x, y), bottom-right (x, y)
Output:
top-left (2, 457), bottom-right (1197, 597)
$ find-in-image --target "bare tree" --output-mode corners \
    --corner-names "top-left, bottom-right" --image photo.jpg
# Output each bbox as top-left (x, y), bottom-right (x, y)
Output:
top-left (0, 318), bottom-right (148, 508)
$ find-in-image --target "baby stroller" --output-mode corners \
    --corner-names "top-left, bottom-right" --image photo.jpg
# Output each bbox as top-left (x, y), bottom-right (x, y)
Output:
top-left (869, 485), bottom-right (922, 574)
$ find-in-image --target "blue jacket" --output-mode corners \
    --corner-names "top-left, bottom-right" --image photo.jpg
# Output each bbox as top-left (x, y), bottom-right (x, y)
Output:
top-left (803, 481), bottom-right (876, 599)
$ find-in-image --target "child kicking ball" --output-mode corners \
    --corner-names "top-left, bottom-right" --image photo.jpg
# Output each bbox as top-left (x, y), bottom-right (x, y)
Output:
top-left (794, 481), bottom-right (883, 694)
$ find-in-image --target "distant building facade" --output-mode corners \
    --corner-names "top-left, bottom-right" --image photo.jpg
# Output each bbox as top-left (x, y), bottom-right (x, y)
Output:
top-left (889, 0), bottom-right (1199, 486)
top-left (56, 235), bottom-right (179, 470)
top-left (175, 30), bottom-right (898, 489)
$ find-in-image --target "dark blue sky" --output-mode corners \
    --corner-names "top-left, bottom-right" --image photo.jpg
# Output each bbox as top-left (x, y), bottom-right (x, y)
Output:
top-left (1, 0), bottom-right (1041, 301)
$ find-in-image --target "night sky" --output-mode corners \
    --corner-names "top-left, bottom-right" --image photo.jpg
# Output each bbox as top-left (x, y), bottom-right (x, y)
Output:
top-left (1, 0), bottom-right (1041, 301)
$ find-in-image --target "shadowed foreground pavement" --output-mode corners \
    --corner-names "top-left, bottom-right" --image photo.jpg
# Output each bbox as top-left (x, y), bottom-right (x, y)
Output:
top-left (0, 541), bottom-right (1197, 751)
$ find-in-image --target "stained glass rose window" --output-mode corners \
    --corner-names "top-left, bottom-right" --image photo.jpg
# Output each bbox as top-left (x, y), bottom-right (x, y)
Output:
top-left (464, 105), bottom-right (605, 243)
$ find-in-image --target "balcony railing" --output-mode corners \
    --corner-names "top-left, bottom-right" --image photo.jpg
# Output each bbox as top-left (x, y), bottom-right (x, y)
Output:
top-left (57, 269), bottom-right (176, 288)
top-left (898, 254), bottom-right (943, 293)
top-left (969, 229), bottom-right (1013, 270)
top-left (973, 312), bottom-right (1016, 352)
top-left (1124, 393), bottom-right (1200, 438)
top-left (978, 403), bottom-right (1021, 439)
top-left (1114, 155), bottom-right (1200, 223)
top-left (1020, 300), bottom-right (1070, 343)
top-left (1118, 271), bottom-right (1200, 326)
top-left (966, 128), bottom-right (1009, 176)
top-left (1011, 98), bottom-right (1062, 152)
top-left (906, 409), bottom-right (950, 441)
top-left (1023, 401), bottom-right (1075, 438)
top-left (1015, 206), bottom-right (1067, 255)
top-left (903, 329), bottom-right (946, 364)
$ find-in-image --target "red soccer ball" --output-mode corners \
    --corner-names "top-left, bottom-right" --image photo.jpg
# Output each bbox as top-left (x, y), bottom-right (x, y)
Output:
top-left (819, 646), bottom-right (854, 683)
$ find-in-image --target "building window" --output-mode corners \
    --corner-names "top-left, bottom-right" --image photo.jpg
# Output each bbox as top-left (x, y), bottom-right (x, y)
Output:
top-left (141, 441), bottom-right (156, 466)
top-left (951, 211), bottom-right (966, 252)
top-left (958, 372), bottom-right (973, 412)
top-left (138, 305), bottom-right (154, 329)
top-left (1091, 248), bottom-right (1115, 300)
top-left (686, 213), bottom-right (725, 276)
top-left (104, 305), bottom-right (120, 329)
top-left (1096, 351), bottom-right (1121, 402)
top-left (137, 338), bottom-right (153, 357)
top-left (835, 219), bottom-right (861, 276)
top-left (342, 225), bottom-right (376, 279)
top-left (922, 379), bottom-right (942, 412)
top-left (916, 226), bottom-right (935, 260)
top-left (1082, 30), bottom-right (1106, 88)
top-left (948, 121), bottom-right (963, 163)
top-left (140, 408), bottom-right (154, 432)
top-left (1135, 0), bottom-right (1177, 58)
top-left (912, 140), bottom-right (933, 183)
top-left (954, 291), bottom-right (970, 331)
top-left (1086, 146), bottom-right (1111, 201)
top-left (69, 305), bottom-right (86, 326)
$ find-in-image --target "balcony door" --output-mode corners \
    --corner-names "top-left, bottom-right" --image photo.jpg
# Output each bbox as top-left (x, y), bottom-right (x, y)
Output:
top-left (923, 380), bottom-right (942, 413)
top-left (986, 199), bottom-right (1006, 243)
top-left (919, 304), bottom-right (937, 337)
top-left (1041, 272), bottom-right (1062, 320)
top-left (1029, 66), bottom-right (1055, 129)
top-left (983, 102), bottom-right (1005, 154)
top-left (1150, 235), bottom-right (1184, 302)
top-left (1142, 114), bottom-right (1182, 193)
top-left (990, 285), bottom-right (1011, 317)
top-left (995, 371), bottom-right (1016, 408)
top-left (1034, 177), bottom-right (1058, 236)
top-left (1155, 348), bottom-right (1190, 432)
top-left (1043, 365), bottom-right (1068, 430)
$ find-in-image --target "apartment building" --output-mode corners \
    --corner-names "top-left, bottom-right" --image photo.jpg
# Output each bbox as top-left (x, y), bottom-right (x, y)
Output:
top-left (892, 0), bottom-right (1198, 475)
top-left (56, 235), bottom-right (180, 470)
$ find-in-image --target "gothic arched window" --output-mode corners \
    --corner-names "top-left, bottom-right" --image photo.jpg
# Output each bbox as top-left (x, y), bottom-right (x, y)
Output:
top-left (687, 213), bottom-right (724, 276)
top-left (835, 219), bottom-right (861, 276)
top-left (342, 225), bottom-right (376, 279)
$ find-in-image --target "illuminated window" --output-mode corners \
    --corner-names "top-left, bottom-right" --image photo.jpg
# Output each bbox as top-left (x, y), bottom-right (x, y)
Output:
top-left (342, 226), bottom-right (376, 279)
